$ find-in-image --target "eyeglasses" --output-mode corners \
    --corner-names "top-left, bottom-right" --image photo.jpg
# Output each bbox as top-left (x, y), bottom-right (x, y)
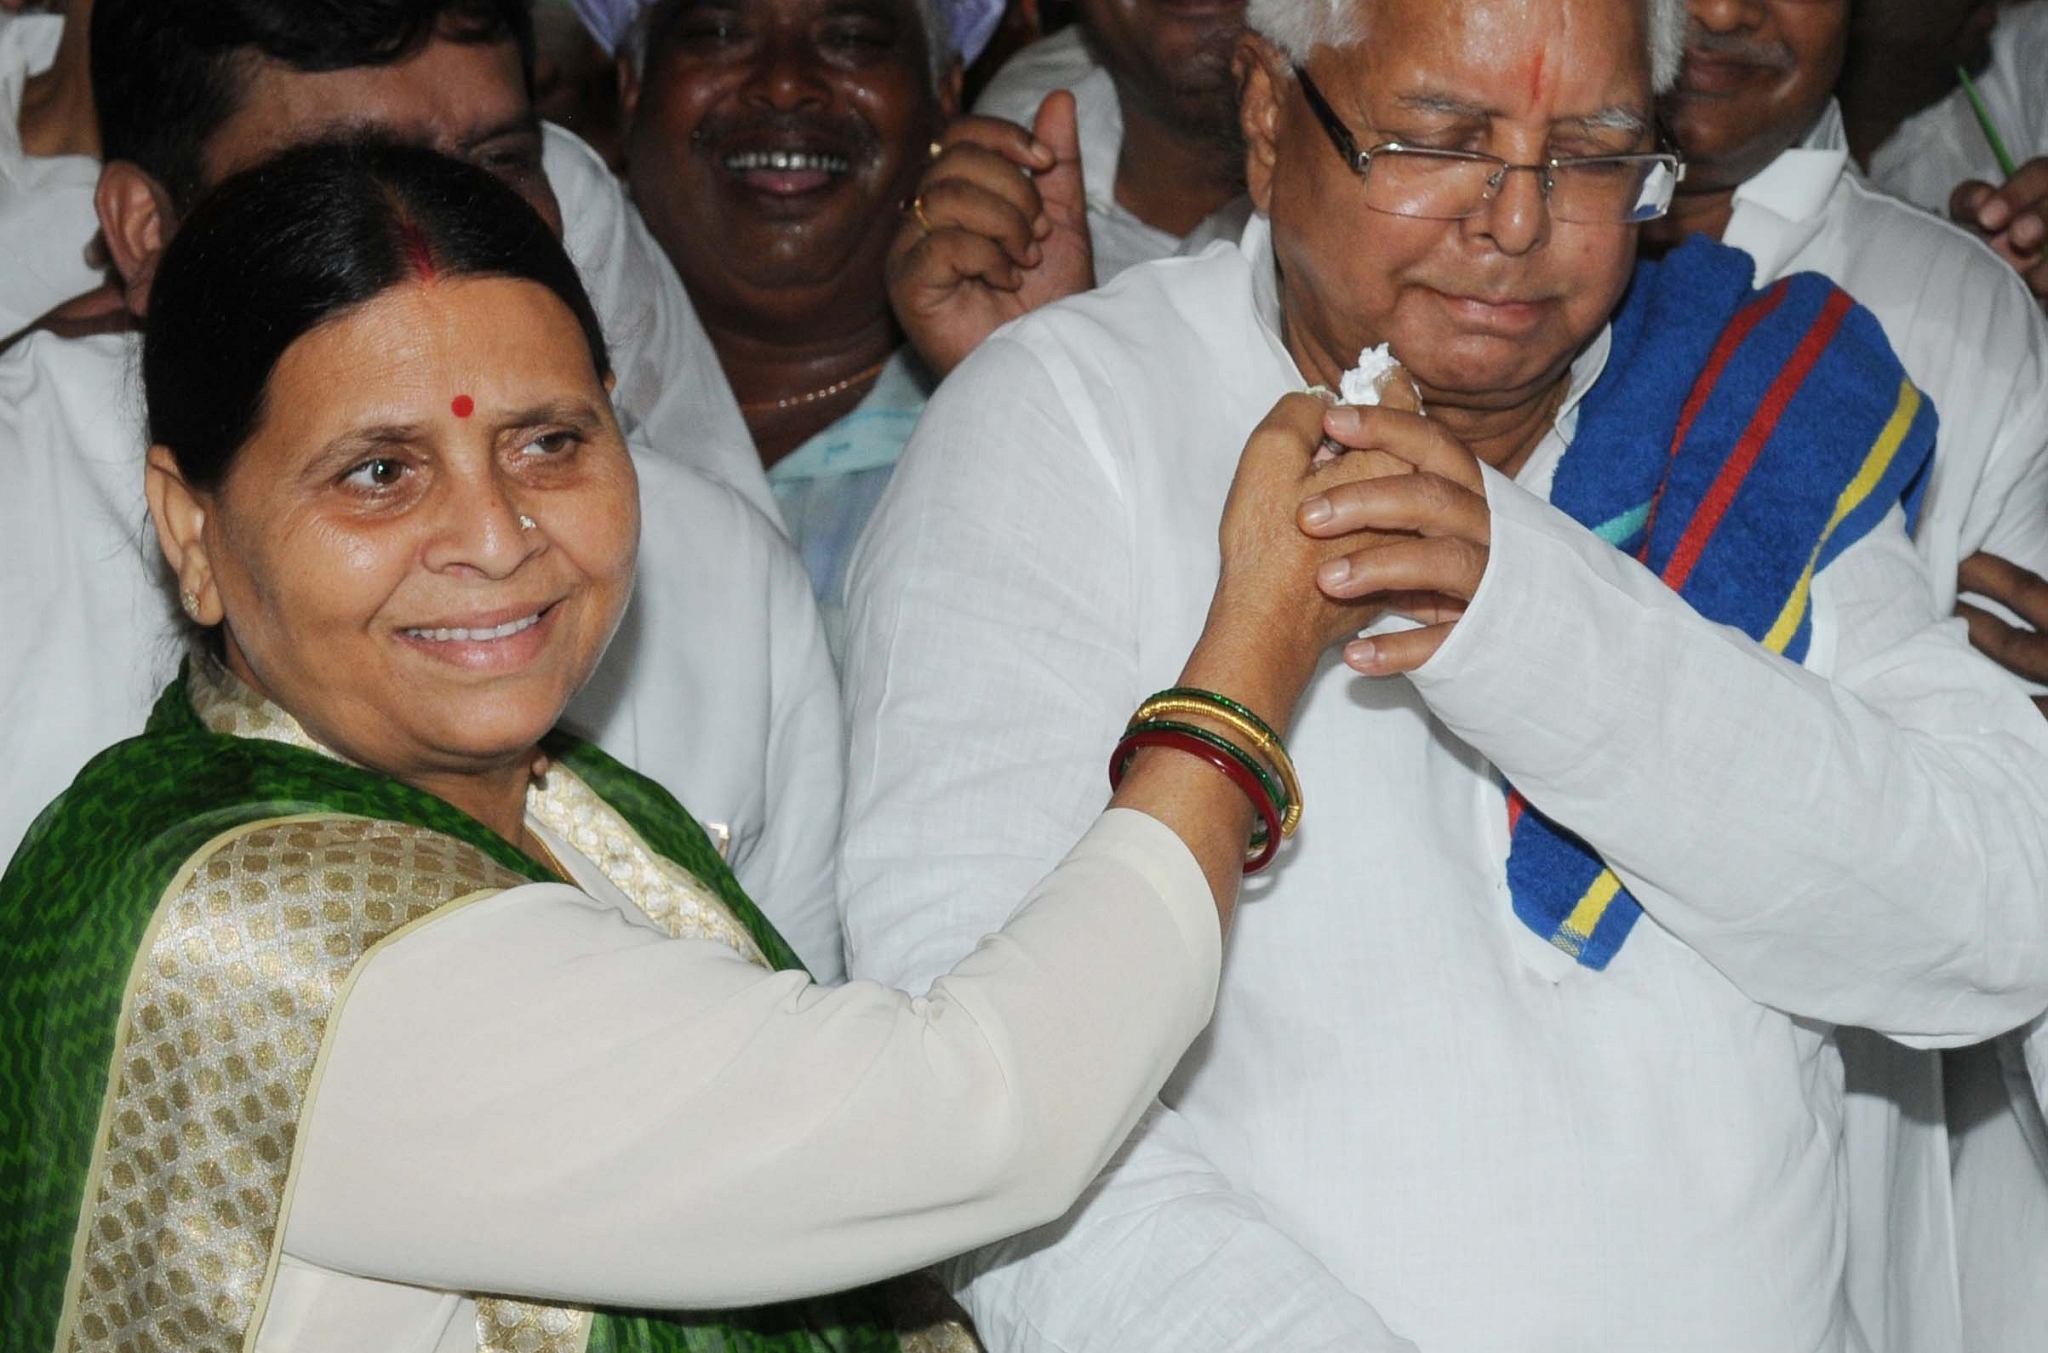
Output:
top-left (1294, 67), bottom-right (1684, 225)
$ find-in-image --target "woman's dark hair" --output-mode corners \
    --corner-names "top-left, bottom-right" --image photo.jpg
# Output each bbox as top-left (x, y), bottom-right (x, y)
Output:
top-left (92, 0), bottom-right (536, 211)
top-left (143, 138), bottom-right (611, 492)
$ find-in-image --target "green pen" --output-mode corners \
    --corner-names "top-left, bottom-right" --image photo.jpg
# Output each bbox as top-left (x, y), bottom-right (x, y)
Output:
top-left (1956, 63), bottom-right (2020, 180)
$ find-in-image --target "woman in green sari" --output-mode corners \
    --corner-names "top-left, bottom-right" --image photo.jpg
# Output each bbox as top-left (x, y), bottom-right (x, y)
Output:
top-left (0, 139), bottom-right (1381, 1353)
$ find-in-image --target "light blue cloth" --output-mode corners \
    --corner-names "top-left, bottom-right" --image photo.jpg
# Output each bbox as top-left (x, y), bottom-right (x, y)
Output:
top-left (768, 350), bottom-right (931, 664)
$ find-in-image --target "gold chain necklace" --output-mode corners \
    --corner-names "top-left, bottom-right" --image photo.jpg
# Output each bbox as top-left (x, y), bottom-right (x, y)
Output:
top-left (739, 356), bottom-right (890, 414)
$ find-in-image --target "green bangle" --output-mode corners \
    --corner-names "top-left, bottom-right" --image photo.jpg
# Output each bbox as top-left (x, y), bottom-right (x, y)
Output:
top-left (1150, 687), bottom-right (1286, 750)
top-left (1132, 689), bottom-right (1302, 836)
top-left (1123, 717), bottom-right (1291, 822)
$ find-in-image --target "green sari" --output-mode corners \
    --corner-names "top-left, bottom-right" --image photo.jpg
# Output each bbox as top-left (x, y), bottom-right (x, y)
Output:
top-left (0, 660), bottom-right (975, 1353)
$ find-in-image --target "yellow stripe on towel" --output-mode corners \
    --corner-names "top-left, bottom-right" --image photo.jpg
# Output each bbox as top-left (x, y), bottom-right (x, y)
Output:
top-left (1761, 380), bottom-right (1921, 654)
top-left (1552, 869), bottom-right (1625, 956)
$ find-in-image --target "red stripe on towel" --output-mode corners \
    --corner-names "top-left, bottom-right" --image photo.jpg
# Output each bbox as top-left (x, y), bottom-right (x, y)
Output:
top-left (1661, 288), bottom-right (1854, 593)
top-left (1637, 281), bottom-right (1791, 562)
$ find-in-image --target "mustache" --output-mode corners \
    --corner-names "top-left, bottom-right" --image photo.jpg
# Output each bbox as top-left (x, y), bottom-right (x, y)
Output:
top-left (690, 110), bottom-right (881, 164)
top-left (1682, 25), bottom-right (1797, 71)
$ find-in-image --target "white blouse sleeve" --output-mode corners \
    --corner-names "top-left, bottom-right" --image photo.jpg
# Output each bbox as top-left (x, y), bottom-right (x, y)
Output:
top-left (280, 808), bottom-right (1218, 1311)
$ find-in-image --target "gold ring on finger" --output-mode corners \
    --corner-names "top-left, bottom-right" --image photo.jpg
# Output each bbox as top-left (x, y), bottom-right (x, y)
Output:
top-left (911, 194), bottom-right (937, 236)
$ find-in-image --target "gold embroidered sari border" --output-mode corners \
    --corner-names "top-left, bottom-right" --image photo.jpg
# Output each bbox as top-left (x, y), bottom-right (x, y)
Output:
top-left (56, 813), bottom-right (525, 1353)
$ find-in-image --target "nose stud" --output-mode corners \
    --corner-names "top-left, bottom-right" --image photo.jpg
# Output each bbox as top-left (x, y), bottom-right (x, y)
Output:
top-left (518, 514), bottom-right (537, 532)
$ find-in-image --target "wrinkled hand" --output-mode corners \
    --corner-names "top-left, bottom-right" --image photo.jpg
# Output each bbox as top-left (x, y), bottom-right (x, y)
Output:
top-left (886, 91), bottom-right (1094, 377)
top-left (1203, 395), bottom-right (1418, 695)
top-left (1956, 551), bottom-right (2048, 717)
top-left (1295, 404), bottom-right (1491, 675)
top-left (1950, 158), bottom-right (2048, 301)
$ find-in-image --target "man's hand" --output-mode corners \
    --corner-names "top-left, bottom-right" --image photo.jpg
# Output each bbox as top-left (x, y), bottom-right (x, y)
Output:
top-left (1294, 404), bottom-right (1491, 675)
top-left (1956, 551), bottom-right (2048, 716)
top-left (886, 91), bottom-right (1095, 377)
top-left (0, 283), bottom-right (133, 357)
top-left (1950, 158), bottom-right (2048, 301)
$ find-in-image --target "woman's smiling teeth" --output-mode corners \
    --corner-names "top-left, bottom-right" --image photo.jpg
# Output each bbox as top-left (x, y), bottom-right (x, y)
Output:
top-left (404, 612), bottom-right (543, 643)
top-left (723, 150), bottom-right (851, 174)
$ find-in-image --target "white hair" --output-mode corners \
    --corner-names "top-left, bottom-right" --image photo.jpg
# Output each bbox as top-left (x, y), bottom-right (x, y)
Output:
top-left (1248, 0), bottom-right (1690, 96)
top-left (624, 0), bottom-right (958, 91)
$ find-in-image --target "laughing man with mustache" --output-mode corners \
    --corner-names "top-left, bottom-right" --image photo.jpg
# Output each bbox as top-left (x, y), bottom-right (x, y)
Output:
top-left (621, 0), bottom-right (973, 659)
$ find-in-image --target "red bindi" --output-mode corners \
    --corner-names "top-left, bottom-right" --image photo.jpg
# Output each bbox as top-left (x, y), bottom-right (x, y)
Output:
top-left (451, 394), bottom-right (474, 418)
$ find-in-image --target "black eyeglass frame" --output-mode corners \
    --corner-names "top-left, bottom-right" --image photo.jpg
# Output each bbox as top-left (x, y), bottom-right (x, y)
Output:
top-left (1292, 65), bottom-right (1686, 224)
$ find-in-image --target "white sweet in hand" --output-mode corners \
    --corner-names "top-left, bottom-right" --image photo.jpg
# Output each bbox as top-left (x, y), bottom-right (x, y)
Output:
top-left (1311, 345), bottom-right (1423, 464)
top-left (1339, 343), bottom-right (1402, 406)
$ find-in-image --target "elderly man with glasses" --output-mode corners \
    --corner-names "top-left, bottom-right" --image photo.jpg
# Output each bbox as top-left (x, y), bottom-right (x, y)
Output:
top-left (835, 0), bottom-right (2048, 1347)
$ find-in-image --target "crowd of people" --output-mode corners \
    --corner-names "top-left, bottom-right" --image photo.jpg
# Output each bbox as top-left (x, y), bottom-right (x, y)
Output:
top-left (4, 0), bottom-right (2048, 1349)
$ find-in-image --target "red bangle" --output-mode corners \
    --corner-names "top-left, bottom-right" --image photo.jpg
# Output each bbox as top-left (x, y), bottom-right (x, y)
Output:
top-left (1111, 728), bottom-right (1283, 873)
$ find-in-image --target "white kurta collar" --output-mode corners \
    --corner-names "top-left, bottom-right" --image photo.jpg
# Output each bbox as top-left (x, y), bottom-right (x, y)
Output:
top-left (1724, 102), bottom-right (1851, 280)
top-left (1071, 66), bottom-right (1126, 220)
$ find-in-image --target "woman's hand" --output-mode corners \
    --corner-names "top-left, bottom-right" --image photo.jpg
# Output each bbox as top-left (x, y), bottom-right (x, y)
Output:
top-left (1295, 403), bottom-right (1492, 676)
top-left (1188, 394), bottom-right (1418, 725)
top-left (1117, 394), bottom-right (1417, 920)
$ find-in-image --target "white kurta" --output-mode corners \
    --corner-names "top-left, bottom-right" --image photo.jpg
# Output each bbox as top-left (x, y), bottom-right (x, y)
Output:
top-left (973, 29), bottom-right (1250, 284)
top-left (253, 805), bottom-right (1217, 1351)
top-left (1869, 0), bottom-right (2048, 213)
top-left (0, 14), bottom-right (101, 339)
top-left (1723, 100), bottom-right (2048, 1353)
top-left (838, 217), bottom-right (2048, 1352)
top-left (0, 328), bottom-right (848, 981)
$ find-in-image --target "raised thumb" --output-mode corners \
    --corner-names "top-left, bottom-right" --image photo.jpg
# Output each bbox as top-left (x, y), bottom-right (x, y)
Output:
top-left (1030, 89), bottom-right (1088, 222)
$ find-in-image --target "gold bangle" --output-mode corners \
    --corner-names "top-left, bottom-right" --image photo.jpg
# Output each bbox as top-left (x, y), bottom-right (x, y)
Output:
top-left (1130, 695), bottom-right (1303, 836)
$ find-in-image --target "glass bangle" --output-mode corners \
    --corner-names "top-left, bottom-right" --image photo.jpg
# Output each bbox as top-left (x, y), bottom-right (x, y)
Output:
top-left (1131, 695), bottom-right (1302, 836)
top-left (1149, 687), bottom-right (1286, 748)
top-left (1110, 728), bottom-right (1283, 874)
top-left (1123, 718), bottom-right (1289, 823)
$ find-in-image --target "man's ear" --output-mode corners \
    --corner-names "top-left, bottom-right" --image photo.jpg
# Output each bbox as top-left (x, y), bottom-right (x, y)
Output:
top-left (145, 445), bottom-right (223, 627)
top-left (1236, 35), bottom-right (1289, 216)
top-left (97, 162), bottom-right (179, 319)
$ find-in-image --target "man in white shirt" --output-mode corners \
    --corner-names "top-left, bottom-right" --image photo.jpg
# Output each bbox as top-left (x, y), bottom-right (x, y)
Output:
top-left (617, 0), bottom-right (967, 661)
top-left (886, 4), bottom-right (1253, 374)
top-left (1, 0), bottom-right (846, 979)
top-left (1651, 6), bottom-right (2048, 1347)
top-left (838, 0), bottom-right (2048, 1347)
top-left (1863, 0), bottom-right (2048, 303)
top-left (0, 2), bottom-right (108, 341)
